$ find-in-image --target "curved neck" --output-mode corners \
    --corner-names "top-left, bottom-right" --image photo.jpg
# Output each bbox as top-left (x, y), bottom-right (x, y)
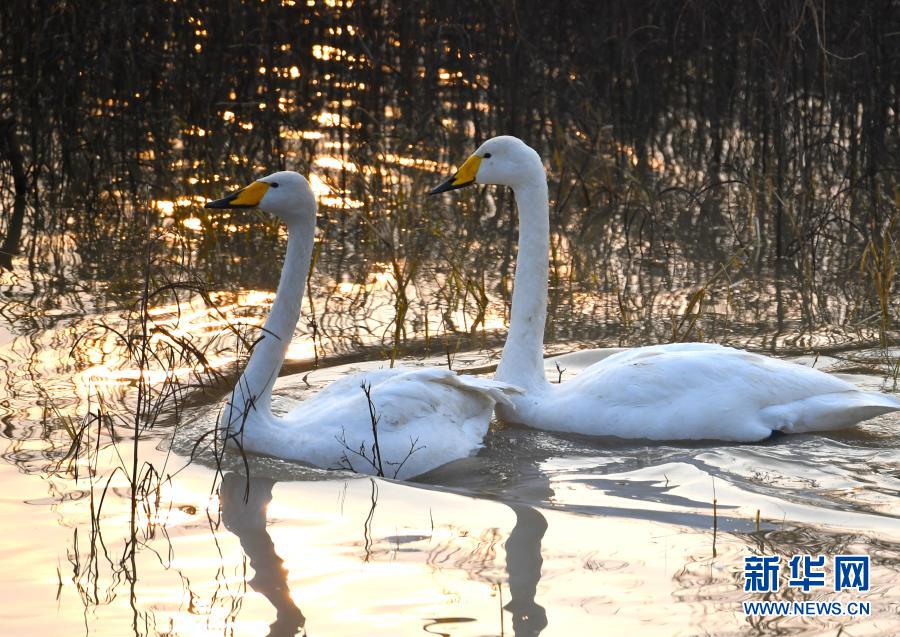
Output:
top-left (495, 177), bottom-right (551, 390)
top-left (226, 216), bottom-right (315, 428)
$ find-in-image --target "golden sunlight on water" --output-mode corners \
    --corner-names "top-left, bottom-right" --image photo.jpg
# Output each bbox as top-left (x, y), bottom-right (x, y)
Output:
top-left (308, 171), bottom-right (364, 208)
top-left (10, 262), bottom-right (503, 419)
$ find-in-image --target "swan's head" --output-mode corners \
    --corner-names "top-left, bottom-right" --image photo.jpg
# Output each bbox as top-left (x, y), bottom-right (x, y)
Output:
top-left (429, 135), bottom-right (544, 194)
top-left (205, 170), bottom-right (316, 224)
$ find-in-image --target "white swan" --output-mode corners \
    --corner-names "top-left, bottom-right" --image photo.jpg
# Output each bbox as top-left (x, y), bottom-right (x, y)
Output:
top-left (430, 136), bottom-right (900, 441)
top-left (205, 171), bottom-right (518, 479)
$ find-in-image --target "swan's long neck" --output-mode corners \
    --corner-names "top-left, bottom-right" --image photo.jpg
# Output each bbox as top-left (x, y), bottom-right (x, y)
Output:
top-left (226, 216), bottom-right (314, 428)
top-left (495, 176), bottom-right (551, 390)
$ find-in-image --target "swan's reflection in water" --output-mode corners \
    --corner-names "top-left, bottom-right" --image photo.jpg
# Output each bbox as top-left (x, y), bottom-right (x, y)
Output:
top-left (221, 472), bottom-right (306, 637)
top-left (220, 471), bottom-right (549, 636)
top-left (504, 504), bottom-right (549, 636)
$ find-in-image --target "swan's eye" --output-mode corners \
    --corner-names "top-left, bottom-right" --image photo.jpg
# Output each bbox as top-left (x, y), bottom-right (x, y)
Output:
top-left (483, 153), bottom-right (492, 159)
top-left (269, 182), bottom-right (279, 188)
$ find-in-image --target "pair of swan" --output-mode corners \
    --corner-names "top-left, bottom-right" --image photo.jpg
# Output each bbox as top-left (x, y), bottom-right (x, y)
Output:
top-left (205, 136), bottom-right (899, 480)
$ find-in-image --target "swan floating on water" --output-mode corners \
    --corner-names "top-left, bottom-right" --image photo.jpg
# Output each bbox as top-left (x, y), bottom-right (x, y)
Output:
top-left (430, 136), bottom-right (900, 441)
top-left (205, 171), bottom-right (518, 479)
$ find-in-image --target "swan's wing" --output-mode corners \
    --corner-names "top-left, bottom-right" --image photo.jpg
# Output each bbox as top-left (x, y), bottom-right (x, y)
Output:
top-left (576, 344), bottom-right (856, 400)
top-left (533, 344), bottom-right (898, 440)
top-left (312, 367), bottom-right (521, 432)
top-left (416, 368), bottom-right (523, 408)
top-left (544, 348), bottom-right (629, 374)
top-left (578, 342), bottom-right (744, 372)
top-left (289, 367), bottom-right (402, 404)
top-left (249, 367), bottom-right (519, 479)
top-left (295, 367), bottom-right (520, 418)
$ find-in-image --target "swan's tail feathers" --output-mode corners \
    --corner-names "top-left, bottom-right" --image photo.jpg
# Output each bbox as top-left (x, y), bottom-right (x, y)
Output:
top-left (421, 369), bottom-right (524, 408)
top-left (761, 390), bottom-right (900, 434)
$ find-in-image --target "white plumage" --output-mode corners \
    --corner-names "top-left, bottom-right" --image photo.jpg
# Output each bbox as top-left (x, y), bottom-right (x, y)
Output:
top-left (523, 343), bottom-right (899, 440)
top-left (206, 171), bottom-right (518, 479)
top-left (230, 367), bottom-right (515, 479)
top-left (432, 136), bottom-right (900, 441)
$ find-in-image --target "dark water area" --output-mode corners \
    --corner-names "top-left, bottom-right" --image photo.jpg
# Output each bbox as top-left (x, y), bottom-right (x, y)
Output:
top-left (0, 1), bottom-right (899, 636)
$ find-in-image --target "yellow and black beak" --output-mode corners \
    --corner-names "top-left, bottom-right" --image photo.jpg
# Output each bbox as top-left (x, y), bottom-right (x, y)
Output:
top-left (205, 180), bottom-right (270, 209)
top-left (429, 154), bottom-right (482, 195)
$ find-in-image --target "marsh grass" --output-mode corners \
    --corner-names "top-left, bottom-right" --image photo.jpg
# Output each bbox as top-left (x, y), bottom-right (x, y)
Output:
top-left (861, 215), bottom-right (898, 347)
top-left (48, 215), bottom-right (264, 630)
top-left (554, 362), bottom-right (566, 384)
top-left (712, 480), bottom-right (718, 559)
top-left (669, 250), bottom-right (749, 344)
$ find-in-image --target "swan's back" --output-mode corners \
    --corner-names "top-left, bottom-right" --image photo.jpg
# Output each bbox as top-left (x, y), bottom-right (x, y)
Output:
top-left (523, 343), bottom-right (900, 440)
top-left (236, 367), bottom-right (519, 479)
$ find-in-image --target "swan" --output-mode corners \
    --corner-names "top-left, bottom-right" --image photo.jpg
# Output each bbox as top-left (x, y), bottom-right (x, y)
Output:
top-left (205, 171), bottom-right (519, 479)
top-left (430, 136), bottom-right (900, 441)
